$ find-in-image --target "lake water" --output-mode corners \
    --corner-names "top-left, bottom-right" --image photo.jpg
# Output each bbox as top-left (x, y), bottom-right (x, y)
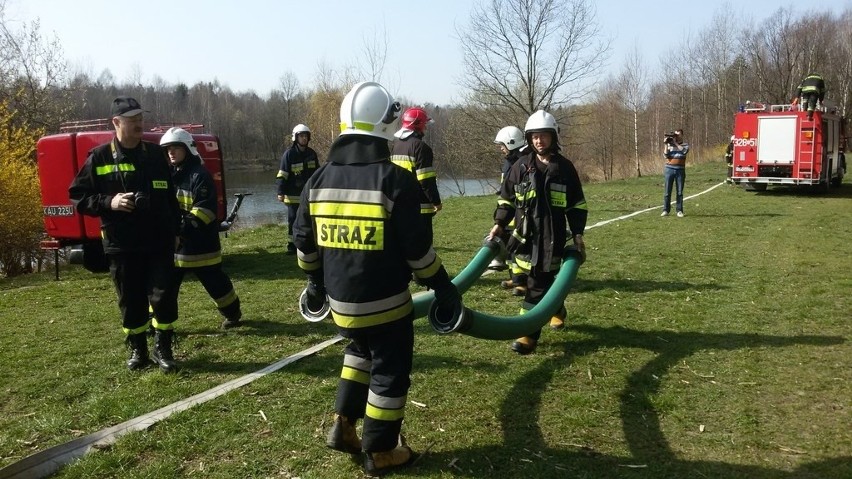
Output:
top-left (224, 169), bottom-right (498, 229)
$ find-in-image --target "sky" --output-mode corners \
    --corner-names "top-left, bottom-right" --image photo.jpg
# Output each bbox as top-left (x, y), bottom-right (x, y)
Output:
top-left (6, 0), bottom-right (852, 106)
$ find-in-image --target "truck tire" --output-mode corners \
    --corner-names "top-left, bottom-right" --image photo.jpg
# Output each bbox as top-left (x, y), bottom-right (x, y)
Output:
top-left (744, 183), bottom-right (767, 192)
top-left (819, 159), bottom-right (832, 192)
top-left (830, 155), bottom-right (844, 187)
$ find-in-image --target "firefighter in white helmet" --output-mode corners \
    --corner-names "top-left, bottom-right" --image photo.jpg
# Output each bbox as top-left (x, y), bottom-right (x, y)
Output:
top-left (391, 106), bottom-right (442, 245)
top-left (488, 110), bottom-right (587, 355)
top-left (491, 126), bottom-right (528, 295)
top-left (293, 81), bottom-right (461, 475)
top-left (276, 123), bottom-right (319, 254)
top-left (160, 127), bottom-right (243, 332)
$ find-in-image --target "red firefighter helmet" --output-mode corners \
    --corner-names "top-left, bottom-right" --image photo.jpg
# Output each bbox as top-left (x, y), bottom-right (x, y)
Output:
top-left (400, 107), bottom-right (432, 133)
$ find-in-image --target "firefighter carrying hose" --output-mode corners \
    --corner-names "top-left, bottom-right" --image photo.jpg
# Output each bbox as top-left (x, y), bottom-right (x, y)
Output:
top-left (492, 125), bottom-right (529, 296)
top-left (488, 110), bottom-right (588, 355)
top-left (160, 127), bottom-right (243, 330)
top-left (293, 81), bottom-right (461, 476)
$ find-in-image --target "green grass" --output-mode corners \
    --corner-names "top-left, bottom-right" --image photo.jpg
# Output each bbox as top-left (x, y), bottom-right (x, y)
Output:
top-left (1, 162), bottom-right (850, 478)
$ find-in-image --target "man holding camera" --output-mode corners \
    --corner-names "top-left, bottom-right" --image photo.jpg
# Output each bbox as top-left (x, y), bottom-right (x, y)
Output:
top-left (69, 96), bottom-right (182, 372)
top-left (661, 129), bottom-right (689, 217)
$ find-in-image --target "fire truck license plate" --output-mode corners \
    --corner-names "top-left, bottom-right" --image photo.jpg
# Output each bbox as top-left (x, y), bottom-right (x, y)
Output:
top-left (43, 205), bottom-right (74, 216)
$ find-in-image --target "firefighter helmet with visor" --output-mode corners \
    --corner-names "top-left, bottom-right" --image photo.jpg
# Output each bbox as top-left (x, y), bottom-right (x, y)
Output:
top-left (292, 124), bottom-right (311, 142)
top-left (160, 127), bottom-right (199, 157)
top-left (339, 82), bottom-right (401, 141)
top-left (524, 110), bottom-right (560, 151)
top-left (494, 126), bottom-right (524, 151)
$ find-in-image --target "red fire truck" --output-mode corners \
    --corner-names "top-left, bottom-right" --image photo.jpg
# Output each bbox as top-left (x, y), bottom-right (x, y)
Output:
top-left (36, 120), bottom-right (245, 274)
top-left (730, 102), bottom-right (846, 191)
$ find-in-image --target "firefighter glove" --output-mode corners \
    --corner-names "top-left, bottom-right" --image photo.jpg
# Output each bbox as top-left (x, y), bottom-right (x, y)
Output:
top-left (433, 281), bottom-right (461, 311)
top-left (305, 277), bottom-right (326, 312)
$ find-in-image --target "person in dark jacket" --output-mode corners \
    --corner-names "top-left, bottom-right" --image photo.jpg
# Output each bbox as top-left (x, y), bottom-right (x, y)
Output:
top-left (68, 96), bottom-right (182, 372)
top-left (391, 107), bottom-right (442, 245)
top-left (293, 82), bottom-right (461, 476)
top-left (160, 127), bottom-right (243, 330)
top-left (725, 135), bottom-right (734, 184)
top-left (488, 110), bottom-right (588, 355)
top-left (276, 123), bottom-right (319, 254)
top-left (796, 73), bottom-right (826, 121)
top-left (492, 126), bottom-right (528, 296)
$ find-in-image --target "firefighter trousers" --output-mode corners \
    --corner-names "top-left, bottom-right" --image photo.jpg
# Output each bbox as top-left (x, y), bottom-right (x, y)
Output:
top-left (420, 213), bottom-right (435, 246)
top-left (286, 204), bottom-right (298, 241)
top-left (520, 268), bottom-right (566, 341)
top-left (334, 318), bottom-right (414, 453)
top-left (174, 264), bottom-right (242, 321)
top-left (108, 252), bottom-right (177, 335)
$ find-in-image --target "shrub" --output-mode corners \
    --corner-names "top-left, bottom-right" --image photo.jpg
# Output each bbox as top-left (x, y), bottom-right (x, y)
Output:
top-left (0, 100), bottom-right (45, 277)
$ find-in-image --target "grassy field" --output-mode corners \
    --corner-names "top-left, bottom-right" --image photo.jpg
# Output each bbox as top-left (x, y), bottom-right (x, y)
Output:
top-left (1, 162), bottom-right (850, 478)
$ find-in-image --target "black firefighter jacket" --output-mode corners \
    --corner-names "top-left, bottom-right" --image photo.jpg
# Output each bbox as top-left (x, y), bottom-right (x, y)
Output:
top-left (69, 139), bottom-right (180, 255)
top-left (276, 144), bottom-right (319, 205)
top-left (293, 135), bottom-right (453, 337)
top-left (172, 154), bottom-right (222, 268)
top-left (390, 133), bottom-right (442, 215)
top-left (494, 151), bottom-right (588, 272)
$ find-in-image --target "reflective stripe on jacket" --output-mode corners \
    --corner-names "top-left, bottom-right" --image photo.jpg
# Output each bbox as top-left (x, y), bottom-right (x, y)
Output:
top-left (390, 134), bottom-right (441, 215)
top-left (276, 144), bottom-right (319, 204)
top-left (494, 152), bottom-right (587, 272)
top-left (294, 135), bottom-right (451, 335)
top-left (69, 139), bottom-right (180, 254)
top-left (172, 154), bottom-right (222, 268)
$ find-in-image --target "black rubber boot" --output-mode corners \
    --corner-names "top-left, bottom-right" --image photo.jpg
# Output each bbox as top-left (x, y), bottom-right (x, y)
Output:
top-left (152, 329), bottom-right (178, 373)
top-left (125, 333), bottom-right (149, 371)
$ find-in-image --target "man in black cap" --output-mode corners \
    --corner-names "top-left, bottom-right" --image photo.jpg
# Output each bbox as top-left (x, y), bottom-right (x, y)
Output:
top-left (69, 96), bottom-right (183, 373)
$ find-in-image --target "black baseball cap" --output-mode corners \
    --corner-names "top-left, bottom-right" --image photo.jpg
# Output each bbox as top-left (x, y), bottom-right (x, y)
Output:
top-left (110, 96), bottom-right (146, 117)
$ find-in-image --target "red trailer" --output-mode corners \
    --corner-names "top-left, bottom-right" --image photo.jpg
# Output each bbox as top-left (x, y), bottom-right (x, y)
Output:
top-left (730, 102), bottom-right (846, 191)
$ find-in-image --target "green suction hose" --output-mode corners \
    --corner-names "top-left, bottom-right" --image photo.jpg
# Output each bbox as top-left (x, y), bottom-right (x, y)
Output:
top-left (411, 236), bottom-right (503, 318)
top-left (428, 249), bottom-right (583, 340)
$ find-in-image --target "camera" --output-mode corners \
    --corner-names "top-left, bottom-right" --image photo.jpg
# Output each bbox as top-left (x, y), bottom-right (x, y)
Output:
top-left (133, 191), bottom-right (150, 212)
top-left (663, 132), bottom-right (677, 144)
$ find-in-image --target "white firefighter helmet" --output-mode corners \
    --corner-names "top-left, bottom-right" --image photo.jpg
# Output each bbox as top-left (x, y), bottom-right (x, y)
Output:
top-left (160, 127), bottom-right (198, 156)
top-left (292, 123), bottom-right (311, 142)
top-left (524, 110), bottom-right (560, 150)
top-left (339, 81), bottom-right (401, 141)
top-left (494, 126), bottom-right (524, 151)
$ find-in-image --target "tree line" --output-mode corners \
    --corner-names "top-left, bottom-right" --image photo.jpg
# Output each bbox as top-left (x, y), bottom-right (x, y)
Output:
top-left (2, 0), bottom-right (851, 276)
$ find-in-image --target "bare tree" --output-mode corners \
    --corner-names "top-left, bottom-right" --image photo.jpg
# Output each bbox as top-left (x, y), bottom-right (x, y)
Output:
top-left (617, 43), bottom-right (648, 177)
top-left (693, 4), bottom-right (740, 143)
top-left (0, 0), bottom-right (70, 129)
top-left (360, 26), bottom-right (388, 82)
top-left (740, 8), bottom-right (803, 104)
top-left (278, 70), bottom-right (302, 133)
top-left (458, 0), bottom-right (610, 120)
